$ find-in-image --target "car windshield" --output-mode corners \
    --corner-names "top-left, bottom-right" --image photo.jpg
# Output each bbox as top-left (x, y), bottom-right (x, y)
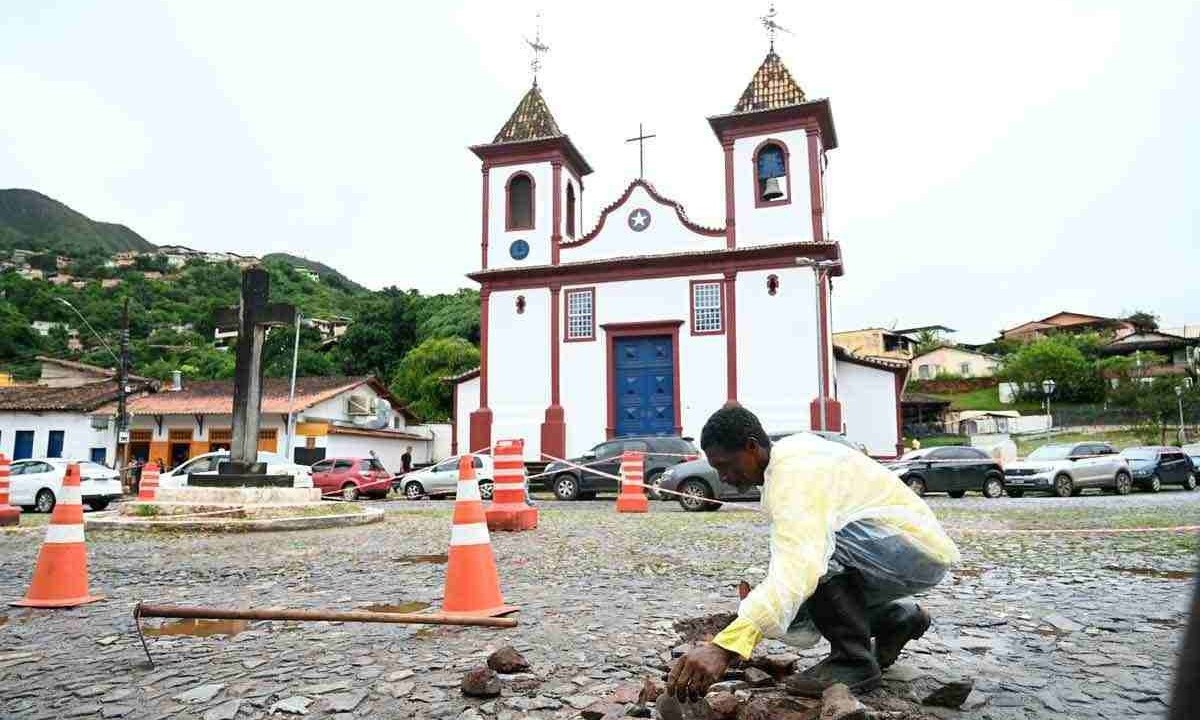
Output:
top-left (1027, 445), bottom-right (1072, 461)
top-left (1121, 449), bottom-right (1158, 461)
top-left (360, 459), bottom-right (387, 472)
top-left (898, 449), bottom-right (932, 461)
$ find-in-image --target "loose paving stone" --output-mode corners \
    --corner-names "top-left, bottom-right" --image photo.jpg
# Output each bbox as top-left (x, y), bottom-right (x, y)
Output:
top-left (487, 646), bottom-right (530, 674)
top-left (99, 706), bottom-right (134, 719)
top-left (204, 699), bottom-right (242, 720)
top-left (461, 668), bottom-right (502, 698)
top-left (173, 683), bottom-right (225, 704)
top-left (269, 696), bottom-right (311, 715)
top-left (321, 690), bottom-right (367, 712)
top-left (922, 679), bottom-right (975, 709)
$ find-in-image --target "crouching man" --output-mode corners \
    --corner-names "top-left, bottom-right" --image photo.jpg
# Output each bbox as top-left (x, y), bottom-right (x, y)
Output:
top-left (668, 405), bottom-right (959, 700)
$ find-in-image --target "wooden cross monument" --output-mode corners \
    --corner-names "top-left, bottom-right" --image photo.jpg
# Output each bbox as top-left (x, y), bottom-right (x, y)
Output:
top-left (214, 267), bottom-right (296, 476)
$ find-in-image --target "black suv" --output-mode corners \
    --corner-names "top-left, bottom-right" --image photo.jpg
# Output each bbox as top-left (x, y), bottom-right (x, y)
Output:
top-left (544, 436), bottom-right (699, 500)
top-left (886, 445), bottom-right (1006, 498)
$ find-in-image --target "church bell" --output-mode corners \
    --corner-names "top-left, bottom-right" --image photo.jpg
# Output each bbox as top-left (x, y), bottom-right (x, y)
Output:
top-left (760, 177), bottom-right (785, 201)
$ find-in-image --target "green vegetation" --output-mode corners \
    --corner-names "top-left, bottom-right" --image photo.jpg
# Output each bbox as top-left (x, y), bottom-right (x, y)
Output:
top-left (0, 189), bottom-right (155, 256)
top-left (0, 190), bottom-right (481, 421)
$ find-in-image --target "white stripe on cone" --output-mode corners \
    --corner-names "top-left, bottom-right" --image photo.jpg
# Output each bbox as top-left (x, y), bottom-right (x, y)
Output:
top-left (493, 482), bottom-right (526, 491)
top-left (45, 524), bottom-right (85, 544)
top-left (59, 486), bottom-right (82, 505)
top-left (456, 480), bottom-right (481, 501)
top-left (450, 521), bottom-right (491, 546)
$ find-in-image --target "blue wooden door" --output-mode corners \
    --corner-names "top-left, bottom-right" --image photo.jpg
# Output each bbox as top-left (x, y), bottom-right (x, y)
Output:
top-left (47, 430), bottom-right (65, 458)
top-left (614, 336), bottom-right (675, 437)
top-left (14, 431), bottom-right (34, 460)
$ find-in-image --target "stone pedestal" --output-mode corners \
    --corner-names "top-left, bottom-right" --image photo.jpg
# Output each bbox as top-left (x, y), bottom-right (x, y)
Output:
top-left (485, 504), bottom-right (539, 531)
top-left (0, 505), bottom-right (20, 527)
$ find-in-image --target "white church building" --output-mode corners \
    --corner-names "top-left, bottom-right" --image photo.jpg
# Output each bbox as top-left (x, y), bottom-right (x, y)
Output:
top-left (451, 49), bottom-right (907, 460)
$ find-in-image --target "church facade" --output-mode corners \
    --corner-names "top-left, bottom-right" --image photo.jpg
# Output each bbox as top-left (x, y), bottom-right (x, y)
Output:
top-left (451, 51), bottom-right (907, 460)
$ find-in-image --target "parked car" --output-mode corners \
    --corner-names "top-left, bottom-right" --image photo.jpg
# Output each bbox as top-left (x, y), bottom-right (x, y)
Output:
top-left (887, 446), bottom-right (1006, 499)
top-left (8, 458), bottom-right (123, 513)
top-left (310, 457), bottom-right (394, 500)
top-left (401, 455), bottom-right (495, 500)
top-left (157, 450), bottom-right (313, 489)
top-left (543, 436), bottom-right (699, 501)
top-left (1120, 446), bottom-right (1197, 492)
top-left (1003, 442), bottom-right (1132, 497)
top-left (658, 432), bottom-right (863, 512)
top-left (1187, 445), bottom-right (1200, 482)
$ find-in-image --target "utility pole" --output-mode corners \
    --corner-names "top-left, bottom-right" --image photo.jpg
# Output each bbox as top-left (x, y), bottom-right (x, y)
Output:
top-left (118, 298), bottom-right (132, 489)
top-left (285, 310), bottom-right (301, 461)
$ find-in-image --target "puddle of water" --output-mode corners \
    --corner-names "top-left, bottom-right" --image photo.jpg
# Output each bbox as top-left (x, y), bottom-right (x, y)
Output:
top-left (143, 619), bottom-right (250, 638)
top-left (358, 601), bottom-right (431, 614)
top-left (1103, 565), bottom-right (1192, 580)
top-left (395, 554), bottom-right (447, 564)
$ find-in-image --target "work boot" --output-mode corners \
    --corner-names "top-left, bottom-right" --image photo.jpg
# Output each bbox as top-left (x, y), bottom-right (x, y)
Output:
top-left (870, 600), bottom-right (931, 669)
top-left (784, 574), bottom-right (881, 698)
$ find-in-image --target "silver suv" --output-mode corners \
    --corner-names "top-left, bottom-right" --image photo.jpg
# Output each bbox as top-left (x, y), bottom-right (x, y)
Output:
top-left (1003, 442), bottom-right (1132, 497)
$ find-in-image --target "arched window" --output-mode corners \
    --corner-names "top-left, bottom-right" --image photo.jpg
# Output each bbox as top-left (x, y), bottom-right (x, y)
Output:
top-left (753, 141), bottom-right (789, 206)
top-left (506, 172), bottom-right (534, 230)
top-left (565, 182), bottom-right (576, 238)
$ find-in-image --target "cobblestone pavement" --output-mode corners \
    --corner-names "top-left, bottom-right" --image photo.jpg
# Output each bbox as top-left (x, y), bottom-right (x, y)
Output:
top-left (1, 489), bottom-right (1197, 719)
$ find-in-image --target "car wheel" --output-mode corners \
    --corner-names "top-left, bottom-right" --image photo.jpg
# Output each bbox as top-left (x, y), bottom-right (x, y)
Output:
top-left (1148, 474), bottom-right (1162, 493)
top-left (948, 490), bottom-right (966, 499)
top-left (646, 471), bottom-right (665, 500)
top-left (86, 499), bottom-right (110, 512)
top-left (478, 480), bottom-right (494, 501)
top-left (1115, 471), bottom-right (1133, 496)
top-left (341, 483), bottom-right (359, 502)
top-left (1006, 488), bottom-right (1025, 498)
top-left (905, 477), bottom-right (926, 497)
top-left (553, 474), bottom-right (580, 501)
top-left (678, 479), bottom-right (715, 512)
top-left (982, 474), bottom-right (1004, 499)
top-left (1053, 474), bottom-right (1074, 498)
top-left (403, 481), bottom-right (425, 500)
top-left (1185, 474), bottom-right (1198, 491)
top-left (34, 489), bottom-right (56, 514)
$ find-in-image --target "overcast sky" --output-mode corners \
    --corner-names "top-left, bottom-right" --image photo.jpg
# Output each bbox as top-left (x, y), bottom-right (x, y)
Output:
top-left (2, 1), bottom-right (1196, 342)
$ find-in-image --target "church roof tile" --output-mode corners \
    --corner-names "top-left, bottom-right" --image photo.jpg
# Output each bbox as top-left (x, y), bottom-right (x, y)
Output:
top-left (732, 50), bottom-right (806, 113)
top-left (493, 85), bottom-right (563, 143)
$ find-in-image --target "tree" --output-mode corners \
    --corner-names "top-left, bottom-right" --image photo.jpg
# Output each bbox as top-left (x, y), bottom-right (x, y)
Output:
top-left (0, 301), bottom-right (36, 359)
top-left (334, 289), bottom-right (419, 378)
top-left (1124, 310), bottom-right (1159, 332)
top-left (998, 336), bottom-right (1105, 403)
top-left (911, 328), bottom-right (945, 357)
top-left (390, 337), bottom-right (480, 421)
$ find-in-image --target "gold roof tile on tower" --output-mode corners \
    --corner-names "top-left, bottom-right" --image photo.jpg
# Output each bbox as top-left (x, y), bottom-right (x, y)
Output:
top-left (493, 85), bottom-right (563, 143)
top-left (733, 50), bottom-right (806, 113)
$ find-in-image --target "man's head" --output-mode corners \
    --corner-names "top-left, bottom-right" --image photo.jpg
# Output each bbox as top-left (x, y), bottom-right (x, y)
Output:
top-left (700, 405), bottom-right (771, 492)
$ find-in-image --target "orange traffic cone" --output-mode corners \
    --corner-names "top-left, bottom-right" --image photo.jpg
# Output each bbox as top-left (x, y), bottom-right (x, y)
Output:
top-left (138, 463), bottom-right (160, 501)
top-left (441, 455), bottom-right (516, 617)
top-left (485, 439), bottom-right (538, 531)
top-left (615, 450), bottom-right (649, 513)
top-left (0, 453), bottom-right (20, 527)
top-left (12, 463), bottom-right (103, 608)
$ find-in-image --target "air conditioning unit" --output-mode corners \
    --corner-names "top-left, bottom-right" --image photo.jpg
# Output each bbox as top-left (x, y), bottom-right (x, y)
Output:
top-left (346, 395), bottom-right (375, 416)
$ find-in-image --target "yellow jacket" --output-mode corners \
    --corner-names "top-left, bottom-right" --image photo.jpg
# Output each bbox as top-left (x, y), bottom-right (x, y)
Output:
top-left (712, 434), bottom-right (959, 659)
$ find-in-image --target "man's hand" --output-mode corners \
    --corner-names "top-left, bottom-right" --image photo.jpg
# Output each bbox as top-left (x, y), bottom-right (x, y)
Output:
top-left (666, 642), bottom-right (734, 702)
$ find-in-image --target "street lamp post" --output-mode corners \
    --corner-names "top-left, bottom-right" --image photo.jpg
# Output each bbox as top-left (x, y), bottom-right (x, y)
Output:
top-left (1178, 377), bottom-right (1193, 445)
top-left (1042, 378), bottom-right (1057, 431)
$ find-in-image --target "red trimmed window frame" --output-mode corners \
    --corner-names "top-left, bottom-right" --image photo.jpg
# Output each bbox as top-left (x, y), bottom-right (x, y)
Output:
top-left (751, 138), bottom-right (792, 209)
top-left (563, 286), bottom-right (596, 343)
top-left (689, 278), bottom-right (725, 336)
top-left (505, 171), bottom-right (536, 231)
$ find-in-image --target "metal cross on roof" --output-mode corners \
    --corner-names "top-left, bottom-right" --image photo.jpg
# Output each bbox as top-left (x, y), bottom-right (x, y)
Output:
top-left (625, 122), bottom-right (657, 179)
top-left (524, 11), bottom-right (550, 87)
top-left (760, 2), bottom-right (793, 51)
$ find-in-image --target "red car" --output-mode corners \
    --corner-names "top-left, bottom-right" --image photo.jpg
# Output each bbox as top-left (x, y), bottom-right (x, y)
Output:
top-left (310, 457), bottom-right (393, 500)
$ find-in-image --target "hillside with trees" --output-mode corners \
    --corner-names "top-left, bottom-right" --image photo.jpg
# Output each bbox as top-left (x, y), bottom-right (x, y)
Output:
top-left (0, 190), bottom-right (479, 421)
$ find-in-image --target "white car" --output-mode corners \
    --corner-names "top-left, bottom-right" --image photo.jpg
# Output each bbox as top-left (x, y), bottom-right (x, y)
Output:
top-left (158, 451), bottom-right (313, 490)
top-left (400, 455), bottom-right (494, 500)
top-left (8, 458), bottom-right (124, 513)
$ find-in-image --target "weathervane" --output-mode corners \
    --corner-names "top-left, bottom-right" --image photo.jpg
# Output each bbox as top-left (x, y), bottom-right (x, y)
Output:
top-left (524, 11), bottom-right (549, 87)
top-left (760, 2), bottom-right (793, 51)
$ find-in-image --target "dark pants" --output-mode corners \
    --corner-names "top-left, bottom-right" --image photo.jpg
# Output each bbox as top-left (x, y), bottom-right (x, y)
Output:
top-left (783, 521), bottom-right (949, 647)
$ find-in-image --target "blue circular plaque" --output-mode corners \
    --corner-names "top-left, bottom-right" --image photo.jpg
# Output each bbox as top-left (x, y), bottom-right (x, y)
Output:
top-left (509, 239), bottom-right (530, 260)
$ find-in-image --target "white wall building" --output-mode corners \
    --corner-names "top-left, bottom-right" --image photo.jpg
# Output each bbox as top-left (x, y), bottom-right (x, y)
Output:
top-left (912, 346), bottom-right (1001, 380)
top-left (451, 49), bottom-right (907, 459)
